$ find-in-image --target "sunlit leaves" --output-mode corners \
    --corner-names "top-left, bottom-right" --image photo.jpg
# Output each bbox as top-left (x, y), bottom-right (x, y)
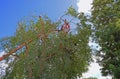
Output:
top-left (67, 6), bottom-right (78, 17)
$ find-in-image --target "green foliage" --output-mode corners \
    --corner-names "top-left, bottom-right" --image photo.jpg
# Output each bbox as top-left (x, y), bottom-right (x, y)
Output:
top-left (83, 77), bottom-right (97, 79)
top-left (67, 6), bottom-right (78, 17)
top-left (1, 8), bottom-right (92, 79)
top-left (92, 0), bottom-right (120, 78)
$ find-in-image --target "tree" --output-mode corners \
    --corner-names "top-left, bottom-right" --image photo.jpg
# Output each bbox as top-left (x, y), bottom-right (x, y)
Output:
top-left (91, 0), bottom-right (120, 78)
top-left (0, 8), bottom-right (92, 79)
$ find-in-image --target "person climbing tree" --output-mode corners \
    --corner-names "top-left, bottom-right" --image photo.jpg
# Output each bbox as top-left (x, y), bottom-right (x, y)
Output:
top-left (61, 19), bottom-right (70, 33)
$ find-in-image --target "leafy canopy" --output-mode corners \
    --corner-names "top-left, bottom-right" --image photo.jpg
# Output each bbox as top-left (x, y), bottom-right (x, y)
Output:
top-left (1, 7), bottom-right (92, 79)
top-left (91, 0), bottom-right (120, 78)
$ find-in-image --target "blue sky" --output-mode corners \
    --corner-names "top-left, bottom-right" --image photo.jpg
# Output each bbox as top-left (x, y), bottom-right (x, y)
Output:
top-left (0, 0), bottom-right (77, 38)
